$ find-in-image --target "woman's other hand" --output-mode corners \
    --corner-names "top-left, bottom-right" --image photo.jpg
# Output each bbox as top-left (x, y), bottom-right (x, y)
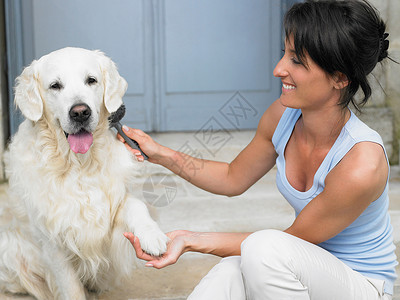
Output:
top-left (124, 230), bottom-right (192, 269)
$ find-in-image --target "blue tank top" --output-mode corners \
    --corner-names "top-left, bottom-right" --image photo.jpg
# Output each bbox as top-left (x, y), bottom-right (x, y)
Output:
top-left (272, 108), bottom-right (398, 294)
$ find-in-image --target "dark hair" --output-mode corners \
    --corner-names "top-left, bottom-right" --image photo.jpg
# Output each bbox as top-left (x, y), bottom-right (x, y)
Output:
top-left (284, 0), bottom-right (389, 111)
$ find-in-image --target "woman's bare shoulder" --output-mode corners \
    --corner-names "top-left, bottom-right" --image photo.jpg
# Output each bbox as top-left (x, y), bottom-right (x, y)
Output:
top-left (256, 99), bottom-right (286, 140)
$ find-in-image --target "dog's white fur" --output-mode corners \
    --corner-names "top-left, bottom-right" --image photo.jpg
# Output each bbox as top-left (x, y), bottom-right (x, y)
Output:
top-left (0, 47), bottom-right (168, 299)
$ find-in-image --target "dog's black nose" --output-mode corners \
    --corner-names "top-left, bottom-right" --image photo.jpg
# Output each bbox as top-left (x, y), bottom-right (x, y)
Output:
top-left (69, 103), bottom-right (91, 123)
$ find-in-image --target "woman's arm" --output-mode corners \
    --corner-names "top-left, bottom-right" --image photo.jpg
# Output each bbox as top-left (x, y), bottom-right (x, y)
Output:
top-left (126, 141), bottom-right (388, 269)
top-left (120, 99), bottom-right (286, 196)
top-left (284, 141), bottom-right (388, 244)
top-left (124, 230), bottom-right (252, 269)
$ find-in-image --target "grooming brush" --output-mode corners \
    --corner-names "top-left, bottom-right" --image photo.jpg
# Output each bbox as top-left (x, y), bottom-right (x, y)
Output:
top-left (109, 104), bottom-right (149, 160)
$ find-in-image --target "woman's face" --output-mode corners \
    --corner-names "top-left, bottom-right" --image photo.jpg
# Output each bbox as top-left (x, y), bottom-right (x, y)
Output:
top-left (273, 37), bottom-right (341, 111)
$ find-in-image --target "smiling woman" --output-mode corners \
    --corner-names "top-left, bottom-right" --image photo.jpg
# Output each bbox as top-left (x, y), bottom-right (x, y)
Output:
top-left (283, 0), bottom-right (389, 111)
top-left (274, 37), bottom-right (345, 112)
top-left (119, 1), bottom-right (398, 299)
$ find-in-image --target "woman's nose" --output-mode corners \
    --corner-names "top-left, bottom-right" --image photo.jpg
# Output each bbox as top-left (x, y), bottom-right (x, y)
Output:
top-left (273, 57), bottom-right (288, 78)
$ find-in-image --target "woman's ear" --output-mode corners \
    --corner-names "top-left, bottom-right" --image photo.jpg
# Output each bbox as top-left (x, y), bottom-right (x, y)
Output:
top-left (14, 60), bottom-right (44, 122)
top-left (96, 50), bottom-right (128, 114)
top-left (332, 72), bottom-right (349, 90)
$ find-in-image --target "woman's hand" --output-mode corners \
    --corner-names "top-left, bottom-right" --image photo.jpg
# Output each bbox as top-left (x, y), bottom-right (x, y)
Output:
top-left (117, 126), bottom-right (166, 163)
top-left (124, 230), bottom-right (192, 269)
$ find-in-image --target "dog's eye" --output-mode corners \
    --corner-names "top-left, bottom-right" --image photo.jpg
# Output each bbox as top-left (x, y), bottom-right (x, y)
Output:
top-left (49, 82), bottom-right (62, 90)
top-left (86, 76), bottom-right (97, 85)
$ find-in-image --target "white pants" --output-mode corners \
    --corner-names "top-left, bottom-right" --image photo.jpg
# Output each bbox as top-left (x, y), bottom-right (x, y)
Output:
top-left (188, 230), bottom-right (392, 300)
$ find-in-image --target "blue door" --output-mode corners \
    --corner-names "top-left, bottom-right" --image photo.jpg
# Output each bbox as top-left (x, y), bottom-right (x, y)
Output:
top-left (5, 0), bottom-right (284, 134)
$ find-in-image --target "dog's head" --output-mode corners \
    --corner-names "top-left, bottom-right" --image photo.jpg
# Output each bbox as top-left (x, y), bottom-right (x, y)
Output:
top-left (14, 47), bottom-right (128, 154)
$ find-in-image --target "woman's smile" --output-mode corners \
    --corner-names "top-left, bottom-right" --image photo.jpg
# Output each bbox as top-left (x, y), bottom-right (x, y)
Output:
top-left (282, 83), bottom-right (296, 92)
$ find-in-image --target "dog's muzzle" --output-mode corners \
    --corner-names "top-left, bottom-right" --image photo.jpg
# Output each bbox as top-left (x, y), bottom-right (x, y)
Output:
top-left (66, 103), bottom-right (94, 154)
top-left (69, 103), bottom-right (91, 124)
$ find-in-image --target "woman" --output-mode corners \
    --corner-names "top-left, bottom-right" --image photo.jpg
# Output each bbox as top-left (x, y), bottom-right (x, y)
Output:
top-left (121, 0), bottom-right (397, 298)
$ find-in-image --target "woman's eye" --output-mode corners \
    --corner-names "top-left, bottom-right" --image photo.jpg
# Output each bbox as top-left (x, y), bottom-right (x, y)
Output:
top-left (86, 77), bottom-right (97, 85)
top-left (50, 82), bottom-right (62, 90)
top-left (282, 47), bottom-right (304, 66)
top-left (291, 57), bottom-right (302, 65)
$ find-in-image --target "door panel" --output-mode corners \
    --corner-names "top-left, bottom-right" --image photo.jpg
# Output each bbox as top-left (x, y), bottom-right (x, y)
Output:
top-left (157, 0), bottom-right (281, 131)
top-left (164, 1), bottom-right (272, 93)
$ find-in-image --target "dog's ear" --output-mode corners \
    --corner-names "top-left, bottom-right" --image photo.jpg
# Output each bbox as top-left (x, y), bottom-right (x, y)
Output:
top-left (14, 60), bottom-right (44, 121)
top-left (96, 51), bottom-right (128, 113)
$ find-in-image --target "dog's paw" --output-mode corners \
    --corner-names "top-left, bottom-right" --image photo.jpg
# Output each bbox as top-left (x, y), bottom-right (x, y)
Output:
top-left (135, 226), bottom-right (169, 257)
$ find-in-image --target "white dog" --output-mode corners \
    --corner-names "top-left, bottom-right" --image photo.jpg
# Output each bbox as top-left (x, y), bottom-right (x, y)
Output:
top-left (0, 47), bottom-right (168, 299)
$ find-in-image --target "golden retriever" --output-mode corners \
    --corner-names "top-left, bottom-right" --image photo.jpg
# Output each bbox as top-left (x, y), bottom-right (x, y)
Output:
top-left (0, 47), bottom-right (168, 299)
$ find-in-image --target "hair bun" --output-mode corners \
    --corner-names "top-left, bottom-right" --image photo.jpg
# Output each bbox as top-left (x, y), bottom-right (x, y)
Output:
top-left (378, 32), bottom-right (389, 62)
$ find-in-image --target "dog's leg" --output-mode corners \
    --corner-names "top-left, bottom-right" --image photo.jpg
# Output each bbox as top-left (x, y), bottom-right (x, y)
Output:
top-left (0, 229), bottom-right (54, 299)
top-left (40, 239), bottom-right (86, 300)
top-left (124, 198), bottom-right (169, 257)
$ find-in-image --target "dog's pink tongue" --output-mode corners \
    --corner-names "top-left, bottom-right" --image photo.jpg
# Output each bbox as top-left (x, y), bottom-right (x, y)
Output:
top-left (67, 131), bottom-right (93, 154)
